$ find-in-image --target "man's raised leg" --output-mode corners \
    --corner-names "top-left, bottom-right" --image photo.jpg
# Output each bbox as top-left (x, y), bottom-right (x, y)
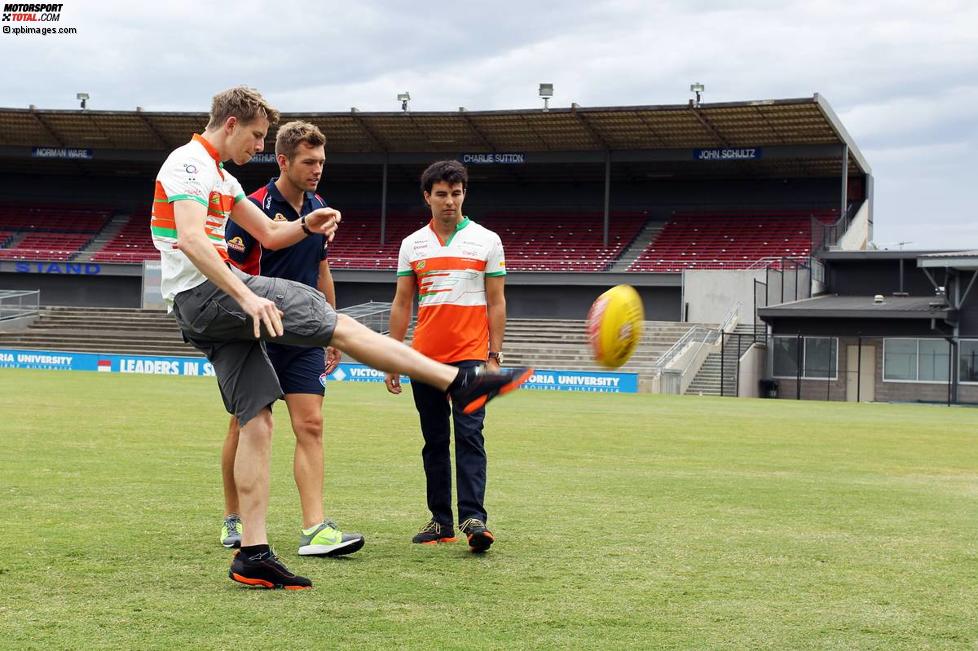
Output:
top-left (327, 314), bottom-right (532, 413)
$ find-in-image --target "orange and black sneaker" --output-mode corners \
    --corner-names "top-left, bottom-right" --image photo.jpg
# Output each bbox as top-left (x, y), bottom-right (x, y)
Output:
top-left (459, 518), bottom-right (494, 553)
top-left (411, 519), bottom-right (457, 545)
top-left (450, 366), bottom-right (534, 415)
top-left (228, 548), bottom-right (312, 590)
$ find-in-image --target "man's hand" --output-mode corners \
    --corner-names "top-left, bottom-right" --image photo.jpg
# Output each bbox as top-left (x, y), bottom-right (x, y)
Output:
top-left (238, 293), bottom-right (284, 338)
top-left (324, 346), bottom-right (341, 375)
top-left (384, 372), bottom-right (402, 395)
top-left (486, 359), bottom-right (501, 373)
top-left (304, 207), bottom-right (342, 242)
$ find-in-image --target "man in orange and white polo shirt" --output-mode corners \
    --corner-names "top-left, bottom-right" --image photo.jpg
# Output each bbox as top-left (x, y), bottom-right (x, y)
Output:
top-left (385, 160), bottom-right (507, 553)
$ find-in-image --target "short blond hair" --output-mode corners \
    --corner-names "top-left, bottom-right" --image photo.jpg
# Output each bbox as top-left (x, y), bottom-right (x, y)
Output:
top-left (207, 86), bottom-right (280, 129)
top-left (275, 121), bottom-right (326, 160)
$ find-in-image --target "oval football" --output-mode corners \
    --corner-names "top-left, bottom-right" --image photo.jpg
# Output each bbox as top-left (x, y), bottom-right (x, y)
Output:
top-left (586, 284), bottom-right (644, 369)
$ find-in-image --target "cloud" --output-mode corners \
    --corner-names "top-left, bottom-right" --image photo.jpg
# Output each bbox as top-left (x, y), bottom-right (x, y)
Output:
top-left (0, 0), bottom-right (976, 248)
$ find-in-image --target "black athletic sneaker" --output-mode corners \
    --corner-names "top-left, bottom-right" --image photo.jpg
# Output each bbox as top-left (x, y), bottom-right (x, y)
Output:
top-left (228, 549), bottom-right (313, 590)
top-left (411, 519), bottom-right (457, 545)
top-left (451, 366), bottom-right (534, 414)
top-left (459, 518), bottom-right (494, 553)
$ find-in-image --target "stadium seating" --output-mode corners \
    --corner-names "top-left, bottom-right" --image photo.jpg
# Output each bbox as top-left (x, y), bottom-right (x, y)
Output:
top-left (326, 212), bottom-right (429, 269)
top-left (327, 211), bottom-right (648, 271)
top-left (479, 211), bottom-right (647, 272)
top-left (627, 210), bottom-right (838, 272)
top-left (0, 232), bottom-right (98, 261)
top-left (0, 204), bottom-right (111, 233)
top-left (0, 204), bottom-right (111, 261)
top-left (90, 214), bottom-right (157, 263)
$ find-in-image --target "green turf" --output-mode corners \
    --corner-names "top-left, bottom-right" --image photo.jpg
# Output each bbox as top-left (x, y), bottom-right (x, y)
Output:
top-left (1, 368), bottom-right (977, 649)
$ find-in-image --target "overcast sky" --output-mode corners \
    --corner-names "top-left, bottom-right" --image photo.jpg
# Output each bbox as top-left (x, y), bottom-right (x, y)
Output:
top-left (1, 0), bottom-right (975, 249)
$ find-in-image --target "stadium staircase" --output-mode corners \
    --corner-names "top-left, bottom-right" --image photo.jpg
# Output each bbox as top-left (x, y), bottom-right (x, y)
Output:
top-left (0, 307), bottom-right (696, 389)
top-left (684, 324), bottom-right (759, 397)
top-left (609, 221), bottom-right (665, 272)
top-left (74, 213), bottom-right (131, 263)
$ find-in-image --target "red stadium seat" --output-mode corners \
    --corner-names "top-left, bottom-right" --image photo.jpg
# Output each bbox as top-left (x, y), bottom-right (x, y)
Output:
top-left (627, 209), bottom-right (837, 272)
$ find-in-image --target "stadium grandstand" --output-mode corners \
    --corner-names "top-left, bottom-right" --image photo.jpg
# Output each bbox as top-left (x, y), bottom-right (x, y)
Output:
top-left (0, 94), bottom-right (888, 397)
top-left (0, 94), bottom-right (871, 312)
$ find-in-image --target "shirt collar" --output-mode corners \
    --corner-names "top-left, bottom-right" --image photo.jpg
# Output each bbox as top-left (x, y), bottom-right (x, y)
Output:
top-left (428, 216), bottom-right (470, 246)
top-left (192, 134), bottom-right (225, 177)
top-left (266, 178), bottom-right (320, 217)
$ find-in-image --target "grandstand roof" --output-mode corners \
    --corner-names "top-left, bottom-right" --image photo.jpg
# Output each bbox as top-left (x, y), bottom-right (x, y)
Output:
top-left (0, 94), bottom-right (868, 176)
top-left (758, 295), bottom-right (952, 320)
top-left (918, 250), bottom-right (978, 270)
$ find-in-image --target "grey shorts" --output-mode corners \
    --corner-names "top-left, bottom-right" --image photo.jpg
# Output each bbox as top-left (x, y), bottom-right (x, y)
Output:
top-left (172, 267), bottom-right (338, 426)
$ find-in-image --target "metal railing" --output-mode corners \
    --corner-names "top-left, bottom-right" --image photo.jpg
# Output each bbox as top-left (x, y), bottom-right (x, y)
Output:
top-left (655, 301), bottom-right (741, 394)
top-left (0, 290), bottom-right (40, 322)
top-left (812, 201), bottom-right (860, 253)
top-left (337, 301), bottom-right (393, 334)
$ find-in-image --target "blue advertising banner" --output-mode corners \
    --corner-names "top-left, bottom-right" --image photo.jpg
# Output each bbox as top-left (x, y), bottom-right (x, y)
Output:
top-left (0, 349), bottom-right (639, 393)
top-left (693, 147), bottom-right (762, 161)
top-left (32, 147), bottom-right (94, 160)
top-left (0, 348), bottom-right (215, 375)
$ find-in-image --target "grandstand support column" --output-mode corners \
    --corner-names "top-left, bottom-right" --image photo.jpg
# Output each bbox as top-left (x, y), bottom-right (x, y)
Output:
top-left (603, 150), bottom-right (611, 248)
top-left (380, 155), bottom-right (388, 245)
top-left (840, 144), bottom-right (849, 220)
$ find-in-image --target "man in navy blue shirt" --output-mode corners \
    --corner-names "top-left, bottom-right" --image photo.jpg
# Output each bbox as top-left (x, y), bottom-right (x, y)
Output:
top-left (220, 121), bottom-right (364, 557)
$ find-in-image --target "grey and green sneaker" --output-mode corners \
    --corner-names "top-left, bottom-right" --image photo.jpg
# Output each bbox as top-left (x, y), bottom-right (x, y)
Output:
top-left (298, 519), bottom-right (365, 557)
top-left (221, 514), bottom-right (243, 549)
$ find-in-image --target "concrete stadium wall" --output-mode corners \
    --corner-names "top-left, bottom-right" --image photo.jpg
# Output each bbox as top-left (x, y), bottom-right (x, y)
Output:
top-left (683, 269), bottom-right (766, 325)
top-left (738, 344), bottom-right (766, 398)
top-left (335, 282), bottom-right (681, 321)
top-left (0, 272), bottom-right (142, 307)
top-left (0, 269), bottom-right (682, 320)
top-left (838, 202), bottom-right (870, 251)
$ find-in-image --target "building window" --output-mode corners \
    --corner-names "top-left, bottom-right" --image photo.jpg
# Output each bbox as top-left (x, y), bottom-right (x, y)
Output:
top-left (961, 340), bottom-right (978, 384)
top-left (773, 336), bottom-right (837, 380)
top-left (883, 338), bottom-right (950, 383)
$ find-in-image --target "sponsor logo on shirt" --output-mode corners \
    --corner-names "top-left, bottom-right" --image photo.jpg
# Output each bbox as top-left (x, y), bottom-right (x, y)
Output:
top-left (183, 163), bottom-right (198, 175)
top-left (273, 213), bottom-right (287, 222)
top-left (227, 236), bottom-right (245, 252)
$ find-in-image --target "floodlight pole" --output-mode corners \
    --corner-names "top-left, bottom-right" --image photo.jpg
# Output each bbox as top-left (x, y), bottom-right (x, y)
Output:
top-left (840, 144), bottom-right (849, 224)
top-left (603, 151), bottom-right (611, 248)
top-left (380, 155), bottom-right (389, 245)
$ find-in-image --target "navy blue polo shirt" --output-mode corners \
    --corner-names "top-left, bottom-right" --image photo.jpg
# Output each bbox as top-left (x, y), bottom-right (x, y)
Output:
top-left (225, 178), bottom-right (328, 288)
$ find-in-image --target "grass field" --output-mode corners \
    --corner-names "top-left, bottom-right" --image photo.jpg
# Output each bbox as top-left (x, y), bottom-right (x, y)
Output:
top-left (1, 368), bottom-right (977, 649)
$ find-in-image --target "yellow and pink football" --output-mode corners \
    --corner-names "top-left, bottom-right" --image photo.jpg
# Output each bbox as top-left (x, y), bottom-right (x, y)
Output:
top-left (586, 284), bottom-right (644, 369)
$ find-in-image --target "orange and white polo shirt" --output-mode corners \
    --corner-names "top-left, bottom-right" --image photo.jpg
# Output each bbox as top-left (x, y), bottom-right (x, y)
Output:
top-left (151, 134), bottom-right (246, 307)
top-left (397, 217), bottom-right (506, 363)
